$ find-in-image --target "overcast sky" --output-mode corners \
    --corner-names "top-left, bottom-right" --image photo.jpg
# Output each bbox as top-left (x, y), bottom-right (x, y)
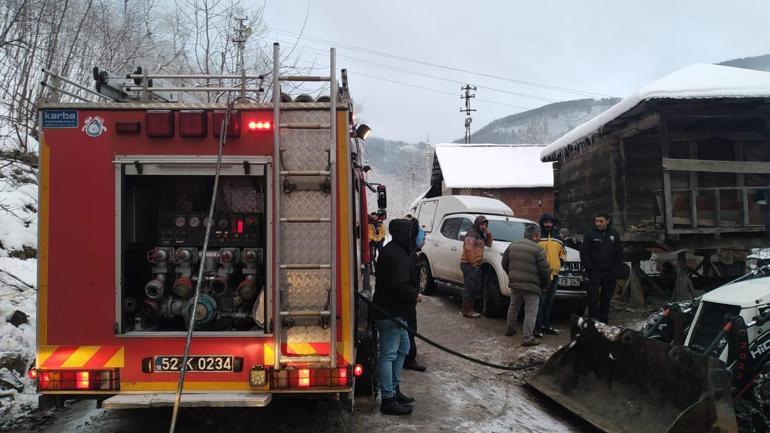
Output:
top-left (261, 0), bottom-right (770, 143)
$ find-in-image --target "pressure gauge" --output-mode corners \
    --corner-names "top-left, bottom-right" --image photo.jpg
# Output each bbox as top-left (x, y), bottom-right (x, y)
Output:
top-left (189, 216), bottom-right (201, 228)
top-left (175, 216), bottom-right (186, 227)
top-left (218, 218), bottom-right (229, 230)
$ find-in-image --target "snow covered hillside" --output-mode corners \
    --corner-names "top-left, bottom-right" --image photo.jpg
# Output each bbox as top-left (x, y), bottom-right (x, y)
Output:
top-left (0, 149), bottom-right (39, 423)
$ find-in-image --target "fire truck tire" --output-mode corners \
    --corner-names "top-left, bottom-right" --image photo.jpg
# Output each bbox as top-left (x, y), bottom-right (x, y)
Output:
top-left (419, 257), bottom-right (437, 296)
top-left (354, 331), bottom-right (378, 397)
top-left (482, 269), bottom-right (506, 318)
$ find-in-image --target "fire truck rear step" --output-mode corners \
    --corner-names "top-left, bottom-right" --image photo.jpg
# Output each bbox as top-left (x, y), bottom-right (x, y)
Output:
top-left (273, 43), bottom-right (338, 369)
top-left (103, 393), bottom-right (272, 409)
top-left (279, 356), bottom-right (332, 365)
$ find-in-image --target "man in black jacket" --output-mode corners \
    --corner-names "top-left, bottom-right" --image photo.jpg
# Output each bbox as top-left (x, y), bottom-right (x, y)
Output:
top-left (373, 219), bottom-right (417, 416)
top-left (580, 212), bottom-right (622, 323)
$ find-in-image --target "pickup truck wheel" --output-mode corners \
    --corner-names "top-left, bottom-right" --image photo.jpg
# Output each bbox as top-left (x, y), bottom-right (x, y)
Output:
top-left (482, 270), bottom-right (506, 318)
top-left (419, 258), bottom-right (437, 295)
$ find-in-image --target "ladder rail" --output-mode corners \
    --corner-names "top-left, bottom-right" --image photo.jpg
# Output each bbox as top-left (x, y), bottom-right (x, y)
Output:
top-left (272, 42), bottom-right (282, 370)
top-left (328, 48), bottom-right (338, 368)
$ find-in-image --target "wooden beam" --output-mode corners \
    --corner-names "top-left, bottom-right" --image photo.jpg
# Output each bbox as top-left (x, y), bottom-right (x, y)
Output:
top-left (735, 141), bottom-right (749, 226)
top-left (662, 158), bottom-right (770, 174)
top-left (611, 113), bottom-right (660, 140)
top-left (689, 141), bottom-right (698, 229)
top-left (659, 116), bottom-right (674, 234)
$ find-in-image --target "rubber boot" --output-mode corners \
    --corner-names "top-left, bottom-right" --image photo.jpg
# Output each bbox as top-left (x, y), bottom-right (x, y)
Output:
top-left (461, 299), bottom-right (481, 318)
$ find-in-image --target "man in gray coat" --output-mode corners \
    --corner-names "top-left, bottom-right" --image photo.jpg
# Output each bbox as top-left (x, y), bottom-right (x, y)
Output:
top-left (502, 224), bottom-right (551, 346)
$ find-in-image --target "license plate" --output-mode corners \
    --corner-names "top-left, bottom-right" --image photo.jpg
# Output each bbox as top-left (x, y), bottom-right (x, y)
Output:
top-left (154, 356), bottom-right (233, 372)
top-left (559, 277), bottom-right (581, 287)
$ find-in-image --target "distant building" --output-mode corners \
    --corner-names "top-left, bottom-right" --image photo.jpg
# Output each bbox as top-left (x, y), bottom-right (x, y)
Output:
top-left (425, 143), bottom-right (554, 222)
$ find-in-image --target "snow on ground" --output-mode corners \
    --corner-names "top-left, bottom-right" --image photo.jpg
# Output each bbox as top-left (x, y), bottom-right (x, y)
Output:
top-left (0, 155), bottom-right (39, 422)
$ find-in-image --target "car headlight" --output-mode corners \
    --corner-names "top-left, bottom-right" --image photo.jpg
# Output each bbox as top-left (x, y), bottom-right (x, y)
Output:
top-left (748, 259), bottom-right (758, 270)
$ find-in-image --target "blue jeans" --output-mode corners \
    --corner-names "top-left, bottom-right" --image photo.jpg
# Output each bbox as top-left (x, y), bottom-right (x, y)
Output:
top-left (375, 318), bottom-right (410, 400)
top-left (536, 278), bottom-right (558, 330)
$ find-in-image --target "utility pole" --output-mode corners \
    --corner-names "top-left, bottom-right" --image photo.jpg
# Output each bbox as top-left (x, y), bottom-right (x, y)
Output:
top-left (232, 17), bottom-right (252, 100)
top-left (460, 84), bottom-right (477, 144)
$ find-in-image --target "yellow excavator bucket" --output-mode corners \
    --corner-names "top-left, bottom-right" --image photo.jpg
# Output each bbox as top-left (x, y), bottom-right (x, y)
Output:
top-left (526, 317), bottom-right (738, 433)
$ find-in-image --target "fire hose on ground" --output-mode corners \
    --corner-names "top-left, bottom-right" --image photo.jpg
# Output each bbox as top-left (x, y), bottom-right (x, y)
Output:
top-left (355, 291), bottom-right (545, 371)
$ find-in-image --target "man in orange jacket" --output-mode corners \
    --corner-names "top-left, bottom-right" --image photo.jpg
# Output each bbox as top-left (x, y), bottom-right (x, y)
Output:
top-left (459, 215), bottom-right (493, 318)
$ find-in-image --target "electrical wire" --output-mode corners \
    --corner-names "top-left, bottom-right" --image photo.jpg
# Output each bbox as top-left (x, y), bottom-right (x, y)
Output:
top-left (270, 28), bottom-right (609, 98)
top-left (270, 35), bottom-right (560, 103)
top-left (355, 292), bottom-right (544, 371)
top-left (168, 95), bottom-right (233, 433)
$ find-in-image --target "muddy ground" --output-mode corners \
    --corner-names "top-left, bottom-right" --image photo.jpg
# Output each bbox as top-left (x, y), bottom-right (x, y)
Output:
top-left (5, 293), bottom-right (655, 433)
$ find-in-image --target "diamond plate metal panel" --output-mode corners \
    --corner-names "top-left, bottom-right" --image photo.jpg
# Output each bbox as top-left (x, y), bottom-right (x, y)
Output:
top-left (281, 224), bottom-right (330, 264)
top-left (286, 326), bottom-right (330, 344)
top-left (281, 269), bottom-right (330, 310)
top-left (220, 177), bottom-right (262, 213)
top-left (282, 191), bottom-right (331, 219)
top-left (280, 129), bottom-right (330, 172)
top-left (281, 109), bottom-right (329, 125)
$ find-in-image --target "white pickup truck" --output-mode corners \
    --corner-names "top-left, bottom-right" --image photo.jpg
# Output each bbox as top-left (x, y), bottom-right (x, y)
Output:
top-left (412, 195), bottom-right (585, 317)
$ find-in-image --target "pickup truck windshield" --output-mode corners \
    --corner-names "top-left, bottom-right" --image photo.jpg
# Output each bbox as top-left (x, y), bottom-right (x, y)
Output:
top-left (487, 220), bottom-right (531, 242)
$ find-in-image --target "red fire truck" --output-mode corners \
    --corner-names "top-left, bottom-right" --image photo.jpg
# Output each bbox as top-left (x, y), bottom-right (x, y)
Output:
top-left (32, 44), bottom-right (379, 409)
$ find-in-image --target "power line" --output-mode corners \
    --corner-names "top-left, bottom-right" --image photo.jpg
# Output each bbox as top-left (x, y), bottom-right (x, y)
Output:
top-left (269, 28), bottom-right (609, 98)
top-left (271, 35), bottom-right (560, 103)
top-left (350, 71), bottom-right (532, 110)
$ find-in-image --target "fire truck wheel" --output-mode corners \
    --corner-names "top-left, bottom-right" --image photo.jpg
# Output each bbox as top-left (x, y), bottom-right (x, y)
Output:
top-left (419, 257), bottom-right (437, 296)
top-left (482, 269), bottom-right (506, 318)
top-left (354, 331), bottom-right (378, 397)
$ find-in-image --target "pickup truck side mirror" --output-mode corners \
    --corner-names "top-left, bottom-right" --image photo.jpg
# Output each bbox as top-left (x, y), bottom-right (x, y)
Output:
top-left (377, 185), bottom-right (387, 210)
top-left (458, 230), bottom-right (468, 240)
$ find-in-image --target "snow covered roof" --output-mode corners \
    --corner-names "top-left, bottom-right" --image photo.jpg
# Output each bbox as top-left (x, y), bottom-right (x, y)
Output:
top-left (541, 64), bottom-right (770, 162)
top-left (435, 143), bottom-right (553, 189)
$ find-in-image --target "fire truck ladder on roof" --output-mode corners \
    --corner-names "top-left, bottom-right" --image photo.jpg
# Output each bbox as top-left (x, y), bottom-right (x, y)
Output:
top-left (272, 43), bottom-right (337, 368)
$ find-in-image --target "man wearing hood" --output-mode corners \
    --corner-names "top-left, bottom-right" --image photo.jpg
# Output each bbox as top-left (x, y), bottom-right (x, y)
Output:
top-left (536, 213), bottom-right (566, 337)
top-left (404, 217), bottom-right (427, 372)
top-left (459, 215), bottom-right (493, 318)
top-left (580, 212), bottom-right (622, 323)
top-left (373, 218), bottom-right (418, 415)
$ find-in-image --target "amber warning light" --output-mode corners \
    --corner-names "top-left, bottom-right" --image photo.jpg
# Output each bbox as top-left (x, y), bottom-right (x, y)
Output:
top-left (247, 120), bottom-right (272, 132)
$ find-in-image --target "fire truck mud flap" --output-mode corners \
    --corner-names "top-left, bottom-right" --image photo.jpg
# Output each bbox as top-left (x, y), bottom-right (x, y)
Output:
top-left (102, 392), bottom-right (272, 409)
top-left (526, 317), bottom-right (738, 433)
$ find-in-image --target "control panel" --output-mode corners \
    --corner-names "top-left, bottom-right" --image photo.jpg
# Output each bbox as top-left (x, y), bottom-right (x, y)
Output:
top-left (158, 212), bottom-right (262, 246)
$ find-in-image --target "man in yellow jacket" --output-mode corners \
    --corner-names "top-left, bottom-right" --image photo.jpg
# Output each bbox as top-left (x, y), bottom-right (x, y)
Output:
top-left (536, 213), bottom-right (565, 337)
top-left (368, 212), bottom-right (387, 263)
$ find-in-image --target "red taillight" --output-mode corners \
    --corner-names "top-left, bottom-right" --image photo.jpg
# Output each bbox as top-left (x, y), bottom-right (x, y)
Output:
top-left (212, 110), bottom-right (241, 137)
top-left (247, 120), bottom-right (272, 132)
top-left (179, 110), bottom-right (208, 137)
top-left (39, 371), bottom-right (50, 389)
top-left (353, 364), bottom-right (364, 377)
top-left (337, 368), bottom-right (348, 386)
top-left (37, 369), bottom-right (119, 391)
top-left (27, 368), bottom-right (37, 380)
top-left (76, 371), bottom-right (89, 389)
top-left (146, 110), bottom-right (175, 137)
top-left (298, 368), bottom-right (311, 388)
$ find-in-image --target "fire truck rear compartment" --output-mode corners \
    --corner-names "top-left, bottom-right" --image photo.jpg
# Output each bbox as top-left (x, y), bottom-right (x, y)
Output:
top-left (120, 171), bottom-right (267, 333)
